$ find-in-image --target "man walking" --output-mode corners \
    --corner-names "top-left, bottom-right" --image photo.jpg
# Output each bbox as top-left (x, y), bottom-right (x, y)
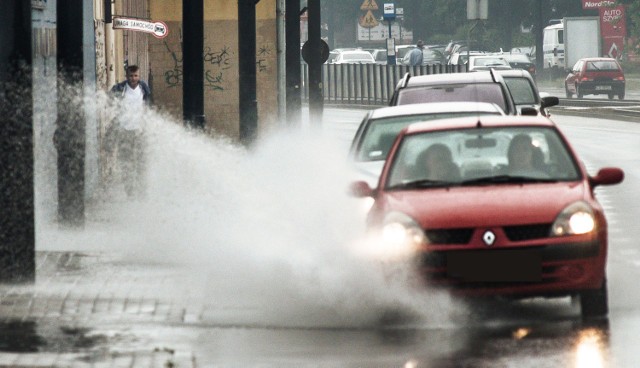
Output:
top-left (109, 65), bottom-right (151, 198)
top-left (407, 40), bottom-right (425, 66)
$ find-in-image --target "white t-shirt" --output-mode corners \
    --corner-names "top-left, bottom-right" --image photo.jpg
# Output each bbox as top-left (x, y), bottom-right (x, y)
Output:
top-left (119, 84), bottom-right (145, 131)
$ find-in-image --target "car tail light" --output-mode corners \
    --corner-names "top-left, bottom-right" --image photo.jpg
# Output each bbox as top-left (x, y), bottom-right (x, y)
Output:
top-left (580, 77), bottom-right (593, 82)
top-left (614, 76), bottom-right (625, 81)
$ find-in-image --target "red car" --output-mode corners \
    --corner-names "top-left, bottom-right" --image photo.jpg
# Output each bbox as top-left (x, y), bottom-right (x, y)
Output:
top-left (350, 115), bottom-right (624, 319)
top-left (565, 57), bottom-right (625, 100)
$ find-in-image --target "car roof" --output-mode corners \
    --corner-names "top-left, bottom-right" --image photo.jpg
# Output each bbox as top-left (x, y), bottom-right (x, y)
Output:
top-left (493, 69), bottom-right (533, 78)
top-left (402, 71), bottom-right (500, 87)
top-left (368, 102), bottom-right (505, 119)
top-left (402, 115), bottom-right (555, 135)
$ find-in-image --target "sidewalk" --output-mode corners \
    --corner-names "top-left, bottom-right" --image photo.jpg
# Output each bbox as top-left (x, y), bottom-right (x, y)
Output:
top-left (0, 251), bottom-right (205, 367)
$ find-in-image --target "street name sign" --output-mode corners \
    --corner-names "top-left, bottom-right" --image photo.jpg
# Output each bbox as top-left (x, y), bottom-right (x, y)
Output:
top-left (113, 17), bottom-right (169, 39)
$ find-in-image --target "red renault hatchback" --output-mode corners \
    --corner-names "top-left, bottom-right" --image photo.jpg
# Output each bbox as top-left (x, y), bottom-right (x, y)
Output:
top-left (350, 115), bottom-right (624, 319)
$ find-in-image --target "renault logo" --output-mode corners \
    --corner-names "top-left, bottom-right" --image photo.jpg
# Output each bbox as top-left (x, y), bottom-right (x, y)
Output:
top-left (483, 230), bottom-right (496, 246)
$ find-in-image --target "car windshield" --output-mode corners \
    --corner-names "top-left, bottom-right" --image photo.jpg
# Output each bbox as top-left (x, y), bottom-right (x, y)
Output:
top-left (355, 111), bottom-right (503, 162)
top-left (385, 126), bottom-right (580, 189)
top-left (586, 61), bottom-right (620, 71)
top-left (503, 77), bottom-right (538, 104)
top-left (397, 84), bottom-right (508, 111)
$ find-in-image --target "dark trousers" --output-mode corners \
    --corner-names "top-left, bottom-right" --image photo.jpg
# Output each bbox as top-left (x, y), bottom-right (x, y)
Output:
top-left (117, 129), bottom-right (146, 198)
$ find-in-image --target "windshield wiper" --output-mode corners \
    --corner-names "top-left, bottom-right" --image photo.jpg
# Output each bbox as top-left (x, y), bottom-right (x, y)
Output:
top-left (460, 175), bottom-right (558, 186)
top-left (388, 179), bottom-right (452, 190)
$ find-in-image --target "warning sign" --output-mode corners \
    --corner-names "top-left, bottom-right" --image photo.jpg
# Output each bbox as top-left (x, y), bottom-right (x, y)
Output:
top-left (360, 0), bottom-right (379, 11)
top-left (359, 10), bottom-right (379, 28)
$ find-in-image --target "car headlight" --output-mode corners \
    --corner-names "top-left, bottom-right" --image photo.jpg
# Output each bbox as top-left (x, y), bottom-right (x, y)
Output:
top-left (381, 212), bottom-right (427, 250)
top-left (551, 201), bottom-right (596, 236)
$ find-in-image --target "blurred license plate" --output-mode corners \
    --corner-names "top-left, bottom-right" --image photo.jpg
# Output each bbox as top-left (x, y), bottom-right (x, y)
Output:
top-left (595, 85), bottom-right (612, 90)
top-left (447, 249), bottom-right (541, 282)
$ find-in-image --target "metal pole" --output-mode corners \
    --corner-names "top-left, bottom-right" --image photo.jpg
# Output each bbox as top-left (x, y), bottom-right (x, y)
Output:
top-left (183, 0), bottom-right (205, 130)
top-left (285, 0), bottom-right (301, 126)
top-left (0, 0), bottom-right (35, 282)
top-left (276, 0), bottom-right (286, 122)
top-left (238, 0), bottom-right (258, 145)
top-left (307, 0), bottom-right (323, 125)
top-left (56, 0), bottom-right (86, 227)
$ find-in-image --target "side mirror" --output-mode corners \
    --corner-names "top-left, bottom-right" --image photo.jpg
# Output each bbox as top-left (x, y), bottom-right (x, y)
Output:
top-left (589, 167), bottom-right (624, 187)
top-left (349, 181), bottom-right (375, 198)
top-left (541, 96), bottom-right (559, 108)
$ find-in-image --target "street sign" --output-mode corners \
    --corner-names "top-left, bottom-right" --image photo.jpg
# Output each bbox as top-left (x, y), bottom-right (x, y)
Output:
top-left (467, 0), bottom-right (488, 20)
top-left (360, 10), bottom-right (379, 28)
top-left (301, 39), bottom-right (330, 64)
top-left (383, 3), bottom-right (396, 21)
top-left (360, 0), bottom-right (379, 11)
top-left (113, 17), bottom-right (169, 39)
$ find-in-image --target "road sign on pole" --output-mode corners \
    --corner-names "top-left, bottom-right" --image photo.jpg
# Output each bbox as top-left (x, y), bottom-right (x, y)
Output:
top-left (467, 0), bottom-right (488, 20)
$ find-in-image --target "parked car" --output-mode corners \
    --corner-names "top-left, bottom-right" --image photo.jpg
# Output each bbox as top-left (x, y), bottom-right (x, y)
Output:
top-left (369, 49), bottom-right (388, 65)
top-left (348, 102), bottom-right (505, 187)
top-left (565, 57), bottom-right (625, 100)
top-left (447, 51), bottom-right (487, 66)
top-left (330, 50), bottom-right (376, 64)
top-left (467, 55), bottom-right (512, 72)
top-left (388, 70), bottom-right (520, 116)
top-left (510, 46), bottom-right (536, 65)
top-left (401, 48), bottom-right (446, 66)
top-left (349, 114), bottom-right (624, 319)
top-left (494, 69), bottom-right (558, 116)
top-left (499, 53), bottom-right (536, 77)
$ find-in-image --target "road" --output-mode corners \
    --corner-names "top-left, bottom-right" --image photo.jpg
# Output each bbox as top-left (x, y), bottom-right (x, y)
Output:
top-left (11, 105), bottom-right (639, 367)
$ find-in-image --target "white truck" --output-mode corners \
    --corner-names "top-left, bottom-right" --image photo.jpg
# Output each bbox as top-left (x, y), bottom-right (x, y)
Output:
top-left (543, 17), bottom-right (601, 71)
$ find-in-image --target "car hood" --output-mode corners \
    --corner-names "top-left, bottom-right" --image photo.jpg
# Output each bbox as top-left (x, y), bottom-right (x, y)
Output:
top-left (383, 182), bottom-right (586, 228)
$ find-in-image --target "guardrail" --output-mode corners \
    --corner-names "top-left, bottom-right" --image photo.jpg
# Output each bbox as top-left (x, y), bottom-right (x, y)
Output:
top-left (301, 63), bottom-right (466, 106)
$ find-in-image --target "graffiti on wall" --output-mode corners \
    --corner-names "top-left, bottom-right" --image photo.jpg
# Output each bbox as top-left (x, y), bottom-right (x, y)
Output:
top-left (163, 41), bottom-right (183, 88)
top-left (161, 42), bottom-right (273, 90)
top-left (257, 44), bottom-right (272, 73)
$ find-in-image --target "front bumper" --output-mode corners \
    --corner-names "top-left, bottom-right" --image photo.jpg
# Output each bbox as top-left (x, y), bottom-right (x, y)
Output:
top-left (419, 240), bottom-right (605, 297)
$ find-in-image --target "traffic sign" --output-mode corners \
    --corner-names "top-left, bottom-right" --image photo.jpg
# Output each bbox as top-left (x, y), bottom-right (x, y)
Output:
top-left (359, 10), bottom-right (379, 28)
top-left (113, 17), bottom-right (169, 38)
top-left (360, 0), bottom-right (379, 11)
top-left (383, 3), bottom-right (396, 21)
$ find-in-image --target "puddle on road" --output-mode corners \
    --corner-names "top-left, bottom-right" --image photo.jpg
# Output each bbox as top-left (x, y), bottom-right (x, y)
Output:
top-left (0, 320), bottom-right (104, 353)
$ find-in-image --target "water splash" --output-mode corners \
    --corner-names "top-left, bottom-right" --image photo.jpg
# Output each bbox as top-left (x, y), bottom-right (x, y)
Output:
top-left (35, 95), bottom-right (466, 329)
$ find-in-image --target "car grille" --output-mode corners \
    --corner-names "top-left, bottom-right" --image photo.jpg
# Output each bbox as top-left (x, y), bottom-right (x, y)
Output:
top-left (503, 223), bottom-right (551, 241)
top-left (424, 223), bottom-right (551, 245)
top-left (425, 228), bottom-right (473, 244)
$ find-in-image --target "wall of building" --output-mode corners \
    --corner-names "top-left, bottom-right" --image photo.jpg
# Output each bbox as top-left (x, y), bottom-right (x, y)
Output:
top-left (149, 0), bottom-right (279, 138)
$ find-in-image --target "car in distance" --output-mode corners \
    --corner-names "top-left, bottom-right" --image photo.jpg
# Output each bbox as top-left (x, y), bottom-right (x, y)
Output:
top-left (499, 53), bottom-right (537, 77)
top-left (565, 57), bottom-right (625, 99)
top-left (467, 55), bottom-right (512, 72)
top-left (331, 50), bottom-right (376, 64)
top-left (349, 115), bottom-right (624, 319)
top-left (348, 102), bottom-right (505, 187)
top-left (495, 69), bottom-right (559, 117)
top-left (389, 70), bottom-right (521, 116)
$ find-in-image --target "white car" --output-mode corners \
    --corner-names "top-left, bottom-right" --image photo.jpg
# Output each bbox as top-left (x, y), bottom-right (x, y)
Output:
top-left (348, 102), bottom-right (506, 188)
top-left (467, 55), bottom-right (512, 72)
top-left (331, 50), bottom-right (375, 64)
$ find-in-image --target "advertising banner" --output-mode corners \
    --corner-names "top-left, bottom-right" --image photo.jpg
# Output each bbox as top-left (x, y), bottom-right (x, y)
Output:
top-left (599, 5), bottom-right (626, 58)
